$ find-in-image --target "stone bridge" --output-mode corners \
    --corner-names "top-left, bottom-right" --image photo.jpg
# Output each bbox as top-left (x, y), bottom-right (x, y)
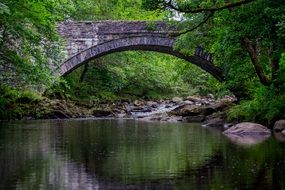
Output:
top-left (56, 21), bottom-right (224, 81)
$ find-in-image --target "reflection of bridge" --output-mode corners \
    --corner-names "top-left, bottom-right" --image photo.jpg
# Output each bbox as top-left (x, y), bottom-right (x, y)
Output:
top-left (56, 21), bottom-right (224, 81)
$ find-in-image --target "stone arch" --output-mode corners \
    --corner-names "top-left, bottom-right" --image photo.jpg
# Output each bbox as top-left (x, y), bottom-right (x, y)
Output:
top-left (56, 36), bottom-right (224, 81)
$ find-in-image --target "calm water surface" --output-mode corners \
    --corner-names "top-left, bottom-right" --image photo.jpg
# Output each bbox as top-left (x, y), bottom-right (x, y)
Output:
top-left (0, 119), bottom-right (285, 190)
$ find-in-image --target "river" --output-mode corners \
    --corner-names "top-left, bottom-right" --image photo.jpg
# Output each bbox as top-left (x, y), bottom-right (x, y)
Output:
top-left (0, 119), bottom-right (285, 189)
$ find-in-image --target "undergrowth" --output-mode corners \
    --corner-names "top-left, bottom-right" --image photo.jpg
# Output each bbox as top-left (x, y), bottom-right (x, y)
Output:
top-left (228, 85), bottom-right (285, 126)
top-left (0, 84), bottom-right (42, 120)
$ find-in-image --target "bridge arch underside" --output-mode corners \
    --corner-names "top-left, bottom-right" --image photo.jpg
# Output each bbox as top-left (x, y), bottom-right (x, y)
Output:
top-left (58, 36), bottom-right (223, 81)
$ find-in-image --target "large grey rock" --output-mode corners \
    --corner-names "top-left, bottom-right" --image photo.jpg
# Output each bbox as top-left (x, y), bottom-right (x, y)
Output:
top-left (223, 122), bottom-right (271, 145)
top-left (223, 122), bottom-right (271, 136)
top-left (224, 133), bottom-right (271, 146)
top-left (273, 120), bottom-right (285, 132)
top-left (274, 131), bottom-right (285, 142)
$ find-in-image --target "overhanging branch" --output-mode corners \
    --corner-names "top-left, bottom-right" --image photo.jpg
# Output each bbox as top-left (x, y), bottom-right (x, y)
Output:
top-left (163, 0), bottom-right (256, 14)
top-left (170, 12), bottom-right (214, 37)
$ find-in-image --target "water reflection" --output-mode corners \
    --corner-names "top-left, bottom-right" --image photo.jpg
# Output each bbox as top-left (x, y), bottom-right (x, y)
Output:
top-left (0, 119), bottom-right (285, 189)
top-left (224, 133), bottom-right (271, 146)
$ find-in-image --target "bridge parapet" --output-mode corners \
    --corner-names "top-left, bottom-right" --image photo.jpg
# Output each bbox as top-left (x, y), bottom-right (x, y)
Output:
top-left (57, 21), bottom-right (178, 58)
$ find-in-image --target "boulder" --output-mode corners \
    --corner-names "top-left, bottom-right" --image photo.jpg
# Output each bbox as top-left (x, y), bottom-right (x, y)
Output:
top-left (223, 122), bottom-right (271, 136)
top-left (133, 100), bottom-right (144, 106)
top-left (139, 112), bottom-right (169, 121)
top-left (274, 131), bottom-right (285, 142)
top-left (203, 117), bottom-right (225, 127)
top-left (161, 116), bottom-right (183, 122)
top-left (210, 101), bottom-right (233, 112)
top-left (169, 105), bottom-right (215, 117)
top-left (224, 133), bottom-right (271, 146)
top-left (171, 97), bottom-right (183, 103)
top-left (223, 122), bottom-right (271, 145)
top-left (183, 100), bottom-right (194, 105)
top-left (116, 113), bottom-right (128, 118)
top-left (203, 112), bottom-right (226, 127)
top-left (184, 96), bottom-right (201, 103)
top-left (183, 115), bottom-right (206, 122)
top-left (273, 120), bottom-right (285, 132)
top-left (92, 109), bottom-right (113, 117)
top-left (45, 110), bottom-right (71, 119)
top-left (146, 101), bottom-right (158, 107)
top-left (206, 94), bottom-right (215, 99)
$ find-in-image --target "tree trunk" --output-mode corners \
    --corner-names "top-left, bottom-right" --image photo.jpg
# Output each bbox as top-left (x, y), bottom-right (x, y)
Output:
top-left (79, 63), bottom-right (89, 83)
top-left (242, 37), bottom-right (270, 86)
top-left (271, 59), bottom-right (279, 81)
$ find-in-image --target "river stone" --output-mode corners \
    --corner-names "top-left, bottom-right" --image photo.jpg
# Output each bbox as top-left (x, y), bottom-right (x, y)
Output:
top-left (273, 120), bottom-right (285, 132)
top-left (169, 105), bottom-right (215, 117)
top-left (223, 122), bottom-right (271, 145)
top-left (146, 101), bottom-right (157, 107)
top-left (224, 133), bottom-right (271, 146)
top-left (183, 100), bottom-right (194, 105)
top-left (92, 109), bottom-right (113, 117)
top-left (183, 115), bottom-right (205, 122)
top-left (203, 117), bottom-right (225, 127)
top-left (184, 96), bottom-right (201, 103)
top-left (171, 97), bottom-right (183, 103)
top-left (133, 100), bottom-right (144, 106)
top-left (274, 131), bottom-right (285, 142)
top-left (206, 93), bottom-right (214, 99)
top-left (139, 112), bottom-right (169, 121)
top-left (223, 122), bottom-right (271, 136)
top-left (161, 116), bottom-right (183, 122)
top-left (210, 101), bottom-right (233, 112)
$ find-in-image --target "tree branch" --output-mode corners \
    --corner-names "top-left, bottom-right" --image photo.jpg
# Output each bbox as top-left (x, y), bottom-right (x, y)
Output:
top-left (0, 25), bottom-right (8, 48)
top-left (163, 0), bottom-right (256, 14)
top-left (170, 12), bottom-right (214, 37)
top-left (243, 37), bottom-right (270, 86)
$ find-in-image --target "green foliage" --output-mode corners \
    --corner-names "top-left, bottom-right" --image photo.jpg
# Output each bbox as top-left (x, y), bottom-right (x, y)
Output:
top-left (151, 0), bottom-right (285, 123)
top-left (146, 21), bottom-right (157, 31)
top-left (60, 0), bottom-right (229, 102)
top-left (177, 61), bottom-right (229, 97)
top-left (0, 84), bottom-right (42, 120)
top-left (228, 85), bottom-right (285, 126)
top-left (0, 0), bottom-right (70, 89)
top-left (70, 0), bottom-right (163, 20)
top-left (141, 0), bottom-right (161, 11)
top-left (64, 51), bottom-right (201, 101)
top-left (228, 53), bottom-right (285, 125)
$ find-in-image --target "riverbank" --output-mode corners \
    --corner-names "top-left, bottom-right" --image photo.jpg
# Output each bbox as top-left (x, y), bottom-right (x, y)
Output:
top-left (4, 93), bottom-right (285, 146)
top-left (1, 94), bottom-right (236, 127)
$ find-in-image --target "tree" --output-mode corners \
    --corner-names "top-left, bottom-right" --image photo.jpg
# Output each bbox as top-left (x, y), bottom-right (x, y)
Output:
top-left (0, 0), bottom-right (73, 89)
top-left (143, 0), bottom-right (285, 96)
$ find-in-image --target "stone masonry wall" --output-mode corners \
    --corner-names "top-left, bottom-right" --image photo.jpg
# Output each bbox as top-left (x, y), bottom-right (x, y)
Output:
top-left (57, 21), bottom-right (178, 58)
